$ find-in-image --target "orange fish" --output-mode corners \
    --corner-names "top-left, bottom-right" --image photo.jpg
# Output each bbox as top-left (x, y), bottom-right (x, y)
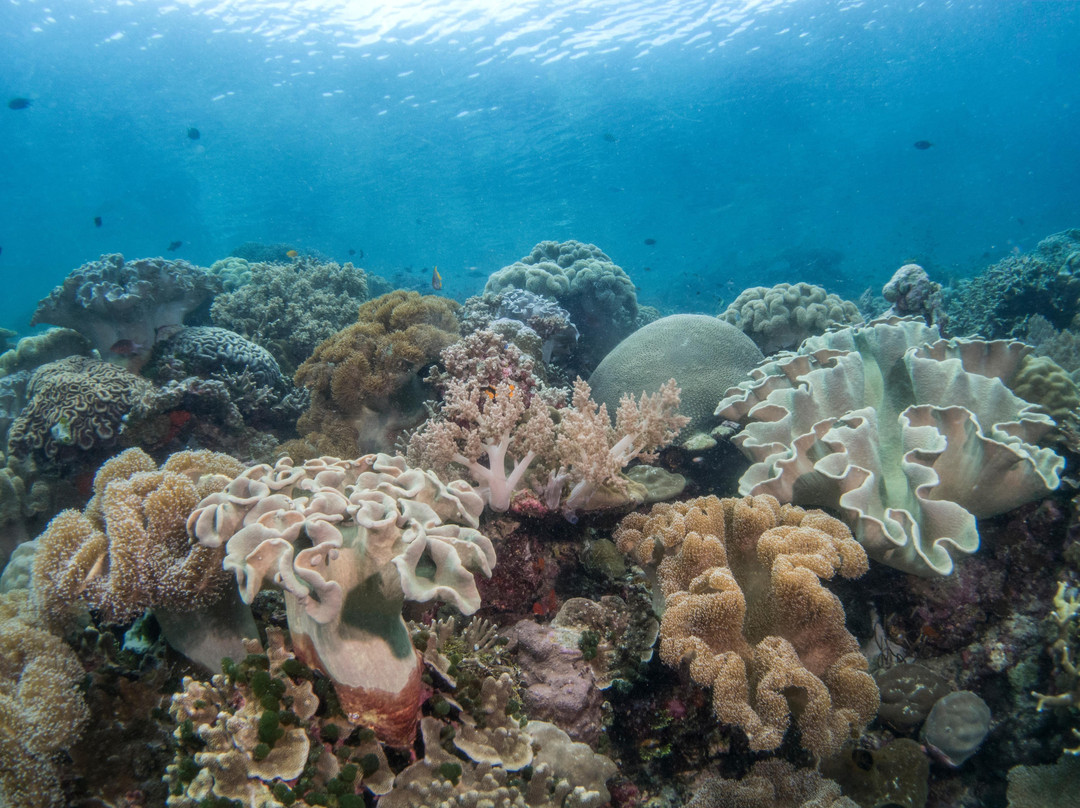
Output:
top-left (482, 383), bottom-right (514, 400)
top-left (286, 249), bottom-right (299, 258)
top-left (431, 265), bottom-right (443, 290)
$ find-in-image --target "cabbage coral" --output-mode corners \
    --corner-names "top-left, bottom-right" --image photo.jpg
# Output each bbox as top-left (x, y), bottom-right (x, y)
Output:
top-left (716, 317), bottom-right (1063, 577)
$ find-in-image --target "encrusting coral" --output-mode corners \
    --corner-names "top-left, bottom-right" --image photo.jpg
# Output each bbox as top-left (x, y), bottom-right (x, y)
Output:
top-left (187, 452), bottom-right (495, 747)
top-left (613, 493), bottom-right (879, 759)
top-left (7, 355), bottom-right (154, 467)
top-left (719, 282), bottom-right (863, 354)
top-left (30, 253), bottom-right (219, 372)
top-left (209, 256), bottom-right (370, 374)
top-left (716, 316), bottom-right (1064, 577)
top-left (0, 589), bottom-right (91, 808)
top-left (31, 447), bottom-right (253, 669)
top-left (291, 290), bottom-right (460, 456)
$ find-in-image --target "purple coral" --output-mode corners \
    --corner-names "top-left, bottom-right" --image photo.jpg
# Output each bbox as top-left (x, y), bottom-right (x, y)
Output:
top-left (495, 289), bottom-right (579, 363)
top-left (32, 253), bottom-right (220, 372)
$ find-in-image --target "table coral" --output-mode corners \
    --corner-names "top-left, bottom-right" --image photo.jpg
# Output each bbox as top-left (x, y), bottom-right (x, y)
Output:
top-left (720, 282), bottom-right (863, 354)
top-left (188, 453), bottom-right (494, 747)
top-left (31, 447), bottom-right (252, 668)
top-left (291, 290), bottom-right (460, 456)
top-left (613, 494), bottom-right (878, 759)
top-left (30, 253), bottom-right (219, 372)
top-left (6, 356), bottom-right (153, 467)
top-left (0, 589), bottom-right (90, 808)
top-left (716, 317), bottom-right (1064, 577)
top-left (588, 314), bottom-right (763, 447)
top-left (485, 240), bottom-right (638, 372)
top-left (209, 256), bottom-right (370, 373)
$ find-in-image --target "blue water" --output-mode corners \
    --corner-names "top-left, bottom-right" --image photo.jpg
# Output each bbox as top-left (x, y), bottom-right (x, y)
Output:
top-left (1, 0), bottom-right (1078, 330)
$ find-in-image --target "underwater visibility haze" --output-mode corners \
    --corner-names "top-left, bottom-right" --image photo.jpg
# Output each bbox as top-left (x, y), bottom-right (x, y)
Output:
top-left (3, 1), bottom-right (1080, 807)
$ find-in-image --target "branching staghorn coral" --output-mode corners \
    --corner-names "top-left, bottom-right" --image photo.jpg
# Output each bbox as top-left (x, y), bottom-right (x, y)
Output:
top-left (187, 453), bottom-right (495, 747)
top-left (716, 317), bottom-right (1064, 577)
top-left (1032, 581), bottom-right (1080, 755)
top-left (613, 494), bottom-right (879, 759)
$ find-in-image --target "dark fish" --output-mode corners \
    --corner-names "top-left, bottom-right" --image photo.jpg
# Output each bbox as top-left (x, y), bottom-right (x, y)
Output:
top-left (348, 248), bottom-right (356, 256)
top-left (644, 238), bottom-right (657, 246)
top-left (110, 339), bottom-right (144, 357)
top-left (167, 240), bottom-right (183, 251)
top-left (602, 132), bottom-right (617, 143)
top-left (0, 247), bottom-right (3, 257)
top-left (643, 266), bottom-right (652, 272)
top-left (7, 97), bottom-right (31, 110)
top-left (187, 127), bottom-right (200, 140)
top-left (93, 216), bottom-right (102, 228)
top-left (913, 140), bottom-right (933, 150)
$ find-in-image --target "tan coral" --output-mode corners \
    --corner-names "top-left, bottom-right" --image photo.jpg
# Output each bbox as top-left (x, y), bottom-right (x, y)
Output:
top-left (0, 590), bottom-right (90, 808)
top-left (619, 494), bottom-right (877, 759)
top-left (720, 282), bottom-right (863, 353)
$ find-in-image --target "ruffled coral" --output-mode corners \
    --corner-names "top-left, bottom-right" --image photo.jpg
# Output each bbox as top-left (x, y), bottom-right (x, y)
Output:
top-left (614, 494), bottom-right (878, 759)
top-left (188, 453), bottom-right (494, 746)
top-left (210, 256), bottom-right (369, 373)
top-left (485, 240), bottom-right (637, 372)
top-left (716, 317), bottom-right (1064, 577)
top-left (291, 290), bottom-right (460, 456)
top-left (720, 282), bottom-right (863, 354)
top-left (0, 589), bottom-right (90, 808)
top-left (30, 253), bottom-right (219, 372)
top-left (7, 356), bottom-right (153, 467)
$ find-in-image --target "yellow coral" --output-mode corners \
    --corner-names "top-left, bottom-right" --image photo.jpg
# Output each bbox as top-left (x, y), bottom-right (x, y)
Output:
top-left (616, 494), bottom-right (877, 759)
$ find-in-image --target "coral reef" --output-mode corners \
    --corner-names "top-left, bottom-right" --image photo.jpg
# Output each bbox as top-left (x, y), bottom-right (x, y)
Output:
top-left (30, 253), bottom-right (219, 372)
top-left (0, 327), bottom-right (91, 378)
top-left (882, 263), bottom-right (948, 331)
top-left (949, 228), bottom-right (1080, 339)
top-left (485, 240), bottom-right (638, 372)
top-left (716, 317), bottom-right (1064, 577)
top-left (1008, 353), bottom-right (1080, 434)
top-left (822, 739), bottom-right (930, 808)
top-left (720, 282), bottom-right (863, 354)
top-left (614, 494), bottom-right (879, 759)
top-left (7, 355), bottom-right (153, 467)
top-left (1031, 581), bottom-right (1080, 753)
top-left (459, 288), bottom-right (580, 365)
top-left (31, 447), bottom-right (252, 668)
top-left (210, 256), bottom-right (370, 373)
top-left (291, 290), bottom-right (459, 456)
top-left (874, 662), bottom-right (951, 735)
top-left (0, 589), bottom-right (91, 808)
top-left (588, 314), bottom-right (763, 449)
top-left (920, 689), bottom-right (991, 766)
top-left (188, 453), bottom-right (494, 746)
top-left (685, 759), bottom-right (858, 808)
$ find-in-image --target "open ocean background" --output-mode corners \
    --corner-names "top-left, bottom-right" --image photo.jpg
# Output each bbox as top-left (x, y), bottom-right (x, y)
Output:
top-left (1, 0), bottom-right (1078, 330)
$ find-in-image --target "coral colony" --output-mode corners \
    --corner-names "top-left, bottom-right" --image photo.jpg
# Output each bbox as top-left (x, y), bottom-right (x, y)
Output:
top-left (4, 234), bottom-right (1080, 806)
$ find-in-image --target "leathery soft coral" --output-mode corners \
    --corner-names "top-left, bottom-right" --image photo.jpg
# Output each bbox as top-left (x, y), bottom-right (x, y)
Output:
top-left (187, 453), bottom-right (495, 747)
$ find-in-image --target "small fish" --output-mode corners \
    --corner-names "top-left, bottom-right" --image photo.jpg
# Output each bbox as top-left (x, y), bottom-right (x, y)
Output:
top-left (913, 140), bottom-right (933, 150)
top-left (286, 249), bottom-right (299, 258)
top-left (93, 216), bottom-right (102, 228)
top-left (187, 127), bottom-right (201, 140)
top-left (602, 132), bottom-right (617, 143)
top-left (7, 97), bottom-right (31, 110)
top-left (482, 383), bottom-right (514, 400)
top-left (110, 339), bottom-right (145, 357)
top-left (431, 265), bottom-right (443, 290)
top-left (643, 266), bottom-right (652, 272)
top-left (348, 248), bottom-right (363, 258)
top-left (167, 240), bottom-right (183, 251)
top-left (644, 238), bottom-right (657, 246)
top-left (51, 414), bottom-right (74, 445)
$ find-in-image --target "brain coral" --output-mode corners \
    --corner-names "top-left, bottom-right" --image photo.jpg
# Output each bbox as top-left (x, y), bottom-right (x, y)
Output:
top-left (6, 356), bottom-right (153, 466)
top-left (209, 256), bottom-right (369, 373)
top-left (716, 317), bottom-right (1064, 577)
top-left (291, 290), bottom-right (460, 456)
top-left (188, 452), bottom-right (494, 747)
top-left (613, 493), bottom-right (878, 759)
top-left (31, 253), bottom-right (219, 372)
top-left (485, 240), bottom-right (638, 372)
top-left (587, 314), bottom-right (763, 446)
top-left (720, 282), bottom-right (863, 353)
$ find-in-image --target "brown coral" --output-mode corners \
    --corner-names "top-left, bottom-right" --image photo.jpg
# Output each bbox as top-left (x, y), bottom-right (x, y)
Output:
top-left (7, 356), bottom-right (153, 466)
top-left (31, 447), bottom-right (248, 665)
top-left (291, 290), bottom-right (460, 456)
top-left (0, 589), bottom-right (90, 808)
top-left (614, 494), bottom-right (878, 759)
